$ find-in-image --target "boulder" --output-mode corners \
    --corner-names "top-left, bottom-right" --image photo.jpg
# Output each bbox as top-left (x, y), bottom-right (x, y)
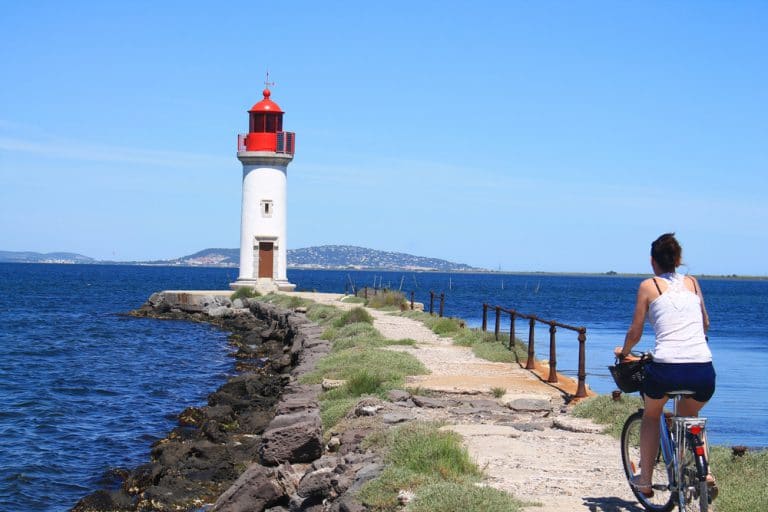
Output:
top-left (212, 464), bottom-right (284, 512)
top-left (260, 415), bottom-right (323, 465)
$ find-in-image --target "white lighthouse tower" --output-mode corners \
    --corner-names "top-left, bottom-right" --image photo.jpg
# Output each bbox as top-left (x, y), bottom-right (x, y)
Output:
top-left (231, 83), bottom-right (296, 292)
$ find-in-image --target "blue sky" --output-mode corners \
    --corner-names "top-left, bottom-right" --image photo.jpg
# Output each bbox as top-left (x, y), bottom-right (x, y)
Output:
top-left (1, 1), bottom-right (766, 275)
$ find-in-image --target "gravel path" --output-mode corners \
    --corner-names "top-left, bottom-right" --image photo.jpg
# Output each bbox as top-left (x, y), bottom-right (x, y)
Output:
top-left (287, 292), bottom-right (642, 511)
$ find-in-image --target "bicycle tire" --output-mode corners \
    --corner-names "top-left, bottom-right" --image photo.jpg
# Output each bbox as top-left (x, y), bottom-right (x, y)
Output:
top-left (680, 456), bottom-right (708, 512)
top-left (621, 411), bottom-right (674, 512)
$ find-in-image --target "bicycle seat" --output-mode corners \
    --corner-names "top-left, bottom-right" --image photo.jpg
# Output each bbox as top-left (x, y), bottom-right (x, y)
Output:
top-left (666, 390), bottom-right (696, 398)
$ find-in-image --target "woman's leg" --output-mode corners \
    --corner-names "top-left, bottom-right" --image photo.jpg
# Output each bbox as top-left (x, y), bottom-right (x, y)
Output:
top-left (639, 395), bottom-right (668, 487)
top-left (678, 397), bottom-right (706, 417)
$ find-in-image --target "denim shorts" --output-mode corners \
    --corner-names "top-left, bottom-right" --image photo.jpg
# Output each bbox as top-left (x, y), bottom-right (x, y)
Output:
top-left (642, 361), bottom-right (716, 402)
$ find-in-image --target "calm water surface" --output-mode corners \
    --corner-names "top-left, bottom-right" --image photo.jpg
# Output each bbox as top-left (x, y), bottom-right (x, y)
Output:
top-left (1, 264), bottom-right (765, 511)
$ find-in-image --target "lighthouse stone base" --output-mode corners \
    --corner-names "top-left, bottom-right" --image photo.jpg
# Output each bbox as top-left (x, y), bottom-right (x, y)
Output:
top-left (229, 278), bottom-right (296, 295)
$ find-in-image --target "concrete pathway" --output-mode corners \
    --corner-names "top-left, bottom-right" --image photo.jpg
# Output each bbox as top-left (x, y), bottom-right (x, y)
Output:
top-left (285, 292), bottom-right (642, 511)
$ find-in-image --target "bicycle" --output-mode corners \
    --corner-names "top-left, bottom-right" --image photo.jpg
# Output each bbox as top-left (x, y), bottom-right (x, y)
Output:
top-left (613, 355), bottom-right (712, 512)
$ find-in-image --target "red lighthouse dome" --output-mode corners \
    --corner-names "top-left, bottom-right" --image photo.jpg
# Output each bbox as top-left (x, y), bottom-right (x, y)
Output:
top-left (238, 87), bottom-right (295, 154)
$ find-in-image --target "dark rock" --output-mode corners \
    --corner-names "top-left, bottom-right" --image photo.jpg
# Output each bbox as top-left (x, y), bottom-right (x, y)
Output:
top-left (212, 464), bottom-right (285, 512)
top-left (260, 415), bottom-right (323, 465)
top-left (347, 463), bottom-right (384, 494)
top-left (382, 412), bottom-right (413, 424)
top-left (297, 468), bottom-right (335, 498)
top-left (71, 489), bottom-right (134, 511)
top-left (386, 389), bottom-right (411, 402)
top-left (411, 395), bottom-right (446, 408)
top-left (507, 398), bottom-right (552, 413)
top-left (338, 496), bottom-right (367, 512)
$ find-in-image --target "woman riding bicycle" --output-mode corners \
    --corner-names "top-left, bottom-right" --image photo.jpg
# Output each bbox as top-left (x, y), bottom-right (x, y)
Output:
top-left (614, 233), bottom-right (716, 498)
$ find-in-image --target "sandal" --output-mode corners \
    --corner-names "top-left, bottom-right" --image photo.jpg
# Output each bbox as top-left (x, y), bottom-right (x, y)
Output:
top-left (706, 474), bottom-right (718, 501)
top-left (630, 476), bottom-right (654, 498)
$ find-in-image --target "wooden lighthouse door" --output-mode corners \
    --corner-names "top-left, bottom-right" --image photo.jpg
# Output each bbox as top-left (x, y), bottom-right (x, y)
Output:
top-left (258, 242), bottom-right (274, 278)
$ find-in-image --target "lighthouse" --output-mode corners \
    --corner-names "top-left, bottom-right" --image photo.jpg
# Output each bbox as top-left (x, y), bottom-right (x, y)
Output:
top-left (230, 84), bottom-right (296, 292)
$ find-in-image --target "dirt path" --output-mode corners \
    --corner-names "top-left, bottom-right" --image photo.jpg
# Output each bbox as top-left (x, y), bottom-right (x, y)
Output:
top-left (286, 292), bottom-right (642, 511)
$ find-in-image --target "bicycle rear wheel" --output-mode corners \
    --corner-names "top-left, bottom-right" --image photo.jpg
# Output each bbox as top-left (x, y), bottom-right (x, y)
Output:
top-left (680, 451), bottom-right (708, 512)
top-left (621, 411), bottom-right (674, 512)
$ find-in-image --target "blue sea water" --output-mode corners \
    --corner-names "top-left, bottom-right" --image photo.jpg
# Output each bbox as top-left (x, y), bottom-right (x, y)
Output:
top-left (1, 264), bottom-right (766, 510)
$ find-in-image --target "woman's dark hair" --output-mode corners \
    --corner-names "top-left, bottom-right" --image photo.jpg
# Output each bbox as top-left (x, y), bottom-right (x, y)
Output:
top-left (651, 233), bottom-right (682, 273)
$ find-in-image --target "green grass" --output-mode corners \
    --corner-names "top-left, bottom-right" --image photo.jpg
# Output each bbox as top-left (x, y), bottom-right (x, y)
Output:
top-left (571, 394), bottom-right (644, 438)
top-left (259, 293), bottom-right (311, 309)
top-left (333, 306), bottom-right (374, 327)
top-left (358, 422), bottom-right (524, 512)
top-left (709, 446), bottom-right (768, 512)
top-left (409, 482), bottom-right (526, 512)
top-left (305, 304), bottom-right (342, 324)
top-left (301, 346), bottom-right (427, 387)
top-left (342, 296), bottom-right (366, 304)
top-left (366, 291), bottom-right (408, 310)
top-left (230, 287), bottom-right (260, 300)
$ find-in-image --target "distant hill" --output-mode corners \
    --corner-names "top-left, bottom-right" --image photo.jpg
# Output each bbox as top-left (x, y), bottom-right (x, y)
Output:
top-left (287, 245), bottom-right (481, 272)
top-left (0, 246), bottom-right (482, 272)
top-left (0, 251), bottom-right (95, 264)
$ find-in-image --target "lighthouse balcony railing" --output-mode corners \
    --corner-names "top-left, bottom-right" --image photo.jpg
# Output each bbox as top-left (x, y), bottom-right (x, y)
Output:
top-left (237, 132), bottom-right (296, 155)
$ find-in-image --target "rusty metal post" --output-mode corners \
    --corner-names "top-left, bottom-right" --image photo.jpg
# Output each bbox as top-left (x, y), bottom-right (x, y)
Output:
top-left (439, 293), bottom-right (445, 318)
top-left (526, 317), bottom-right (536, 370)
top-left (508, 312), bottom-right (516, 351)
top-left (547, 323), bottom-right (558, 383)
top-left (494, 306), bottom-right (501, 341)
top-left (482, 303), bottom-right (488, 332)
top-left (576, 328), bottom-right (587, 398)
top-left (410, 291), bottom-right (414, 310)
top-left (429, 291), bottom-right (434, 315)
top-left (364, 287), bottom-right (368, 299)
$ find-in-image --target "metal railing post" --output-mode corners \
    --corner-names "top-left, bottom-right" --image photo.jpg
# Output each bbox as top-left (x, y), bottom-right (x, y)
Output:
top-left (576, 329), bottom-right (587, 398)
top-left (548, 323), bottom-right (558, 383)
top-left (410, 291), bottom-right (414, 310)
top-left (482, 304), bottom-right (488, 332)
top-left (439, 293), bottom-right (445, 318)
top-left (364, 287), bottom-right (368, 299)
top-left (494, 306), bottom-right (501, 341)
top-left (429, 291), bottom-right (434, 315)
top-left (526, 317), bottom-right (536, 370)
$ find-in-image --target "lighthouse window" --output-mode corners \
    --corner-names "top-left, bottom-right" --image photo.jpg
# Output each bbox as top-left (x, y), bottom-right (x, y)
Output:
top-left (251, 113), bottom-right (267, 132)
top-left (266, 115), bottom-right (277, 133)
top-left (261, 200), bottom-right (273, 217)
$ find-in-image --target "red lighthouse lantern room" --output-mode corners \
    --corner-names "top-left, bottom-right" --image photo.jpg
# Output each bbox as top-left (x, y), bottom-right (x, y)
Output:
top-left (237, 88), bottom-right (295, 155)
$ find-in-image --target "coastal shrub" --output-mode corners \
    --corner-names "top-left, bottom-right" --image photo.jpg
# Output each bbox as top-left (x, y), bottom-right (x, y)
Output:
top-left (306, 304), bottom-right (341, 325)
top-left (300, 346), bottom-right (428, 388)
top-left (359, 422), bottom-right (494, 511)
top-left (409, 481), bottom-right (525, 512)
top-left (345, 370), bottom-right (386, 396)
top-left (572, 394), bottom-right (644, 438)
top-left (333, 306), bottom-right (373, 327)
top-left (709, 446), bottom-right (768, 512)
top-left (342, 296), bottom-right (366, 304)
top-left (230, 287), bottom-right (259, 300)
top-left (491, 387), bottom-right (506, 398)
top-left (319, 395), bottom-right (358, 430)
top-left (428, 317), bottom-right (464, 336)
top-left (259, 293), bottom-right (311, 309)
top-left (388, 423), bottom-right (480, 480)
top-left (367, 291), bottom-right (408, 310)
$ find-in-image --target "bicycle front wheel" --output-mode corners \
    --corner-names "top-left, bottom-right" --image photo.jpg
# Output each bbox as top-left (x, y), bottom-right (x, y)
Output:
top-left (621, 411), bottom-right (674, 512)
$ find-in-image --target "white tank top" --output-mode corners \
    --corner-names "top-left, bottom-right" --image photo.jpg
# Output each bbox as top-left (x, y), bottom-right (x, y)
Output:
top-left (648, 273), bottom-right (712, 363)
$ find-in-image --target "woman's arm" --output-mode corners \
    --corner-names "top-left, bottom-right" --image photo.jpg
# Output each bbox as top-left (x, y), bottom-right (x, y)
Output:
top-left (615, 281), bottom-right (652, 358)
top-left (690, 275), bottom-right (710, 332)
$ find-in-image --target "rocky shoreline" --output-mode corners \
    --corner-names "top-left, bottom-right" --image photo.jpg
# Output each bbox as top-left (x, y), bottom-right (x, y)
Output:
top-left (72, 293), bottom-right (381, 512)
